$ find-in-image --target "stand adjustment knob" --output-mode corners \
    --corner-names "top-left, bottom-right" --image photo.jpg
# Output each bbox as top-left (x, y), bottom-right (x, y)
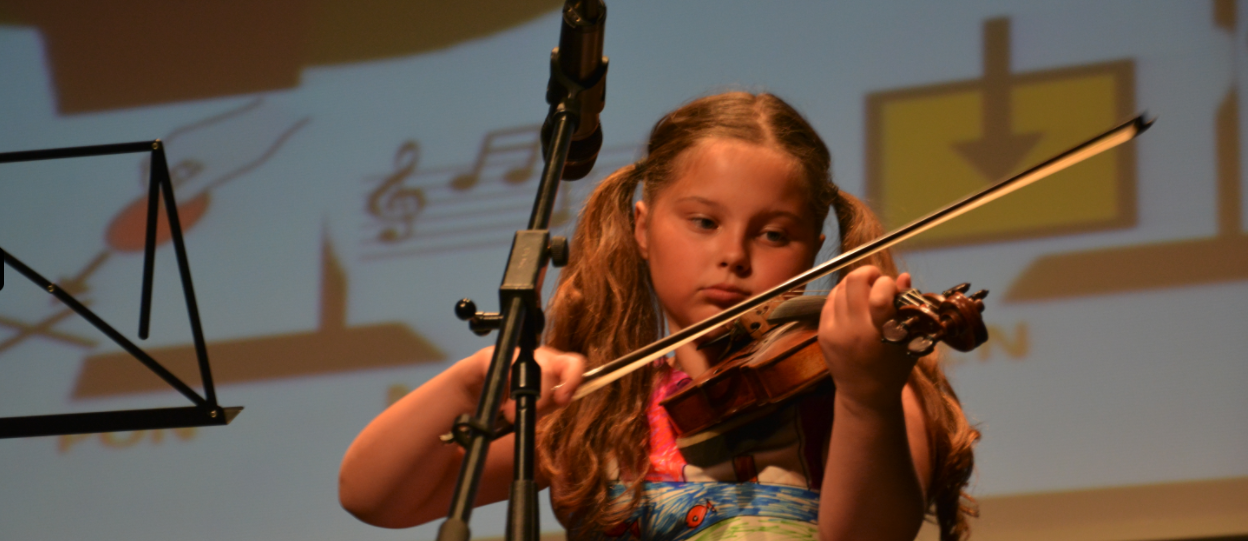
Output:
top-left (455, 299), bottom-right (477, 321)
top-left (455, 298), bottom-right (502, 336)
top-left (549, 236), bottom-right (569, 267)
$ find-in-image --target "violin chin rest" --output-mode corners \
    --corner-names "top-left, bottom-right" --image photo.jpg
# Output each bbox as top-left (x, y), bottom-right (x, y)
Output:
top-left (765, 295), bottom-right (827, 325)
top-left (675, 404), bottom-right (795, 467)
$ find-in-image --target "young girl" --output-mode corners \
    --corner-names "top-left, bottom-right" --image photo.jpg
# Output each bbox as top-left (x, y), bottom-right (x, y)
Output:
top-left (339, 92), bottom-right (978, 541)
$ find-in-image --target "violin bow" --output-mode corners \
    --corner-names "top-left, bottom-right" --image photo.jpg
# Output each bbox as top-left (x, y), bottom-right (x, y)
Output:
top-left (572, 114), bottom-right (1153, 400)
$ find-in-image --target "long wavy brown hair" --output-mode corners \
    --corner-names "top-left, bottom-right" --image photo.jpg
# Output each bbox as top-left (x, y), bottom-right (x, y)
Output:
top-left (538, 92), bottom-right (979, 540)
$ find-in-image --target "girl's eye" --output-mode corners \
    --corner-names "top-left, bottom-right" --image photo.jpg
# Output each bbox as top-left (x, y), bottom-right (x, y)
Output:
top-left (762, 230), bottom-right (789, 244)
top-left (691, 217), bottom-right (716, 230)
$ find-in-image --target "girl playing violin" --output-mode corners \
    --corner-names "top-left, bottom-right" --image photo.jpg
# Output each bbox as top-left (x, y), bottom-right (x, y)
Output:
top-left (339, 92), bottom-right (979, 541)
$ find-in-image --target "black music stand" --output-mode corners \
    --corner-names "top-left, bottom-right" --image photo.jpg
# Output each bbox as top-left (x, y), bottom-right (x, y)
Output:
top-left (0, 140), bottom-right (241, 438)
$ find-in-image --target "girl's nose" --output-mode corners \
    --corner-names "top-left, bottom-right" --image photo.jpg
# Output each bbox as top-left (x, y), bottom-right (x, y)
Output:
top-left (718, 234), bottom-right (751, 274)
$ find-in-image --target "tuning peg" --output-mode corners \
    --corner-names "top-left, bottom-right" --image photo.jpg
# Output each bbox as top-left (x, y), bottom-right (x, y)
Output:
top-left (969, 289), bottom-right (989, 301)
top-left (882, 317), bottom-right (917, 344)
top-left (907, 335), bottom-right (936, 357)
top-left (943, 283), bottom-right (971, 297)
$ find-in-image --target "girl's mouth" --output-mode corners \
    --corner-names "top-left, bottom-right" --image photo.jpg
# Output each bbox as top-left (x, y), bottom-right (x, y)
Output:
top-left (701, 284), bottom-right (750, 306)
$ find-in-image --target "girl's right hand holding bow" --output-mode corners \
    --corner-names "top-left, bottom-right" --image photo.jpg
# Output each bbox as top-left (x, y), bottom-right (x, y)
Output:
top-left (338, 346), bottom-right (584, 529)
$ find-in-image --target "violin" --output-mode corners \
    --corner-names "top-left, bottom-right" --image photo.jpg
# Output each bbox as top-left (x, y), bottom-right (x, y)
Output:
top-left (658, 284), bottom-right (988, 464)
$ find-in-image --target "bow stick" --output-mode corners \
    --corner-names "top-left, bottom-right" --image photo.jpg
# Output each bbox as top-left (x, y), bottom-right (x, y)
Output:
top-left (572, 114), bottom-right (1152, 400)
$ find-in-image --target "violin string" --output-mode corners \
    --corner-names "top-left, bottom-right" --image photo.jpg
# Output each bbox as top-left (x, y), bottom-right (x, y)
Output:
top-left (899, 291), bottom-right (920, 305)
top-left (782, 289), bottom-right (831, 295)
top-left (899, 290), bottom-right (931, 307)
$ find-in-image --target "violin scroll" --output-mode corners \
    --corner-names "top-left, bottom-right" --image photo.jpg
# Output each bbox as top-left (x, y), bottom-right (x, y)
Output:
top-left (881, 283), bottom-right (989, 357)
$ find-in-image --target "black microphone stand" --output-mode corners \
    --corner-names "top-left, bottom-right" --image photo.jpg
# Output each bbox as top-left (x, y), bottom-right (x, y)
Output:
top-left (437, 3), bottom-right (607, 541)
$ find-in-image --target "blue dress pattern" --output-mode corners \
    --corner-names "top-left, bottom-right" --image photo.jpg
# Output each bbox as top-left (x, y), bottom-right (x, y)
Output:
top-left (594, 482), bottom-right (821, 541)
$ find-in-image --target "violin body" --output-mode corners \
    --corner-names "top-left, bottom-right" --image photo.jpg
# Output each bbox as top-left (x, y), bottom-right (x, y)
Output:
top-left (662, 321), bottom-right (822, 438)
top-left (660, 284), bottom-right (989, 462)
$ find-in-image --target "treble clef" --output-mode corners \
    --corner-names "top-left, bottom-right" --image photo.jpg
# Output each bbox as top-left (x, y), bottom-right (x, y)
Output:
top-left (368, 140), bottom-right (427, 243)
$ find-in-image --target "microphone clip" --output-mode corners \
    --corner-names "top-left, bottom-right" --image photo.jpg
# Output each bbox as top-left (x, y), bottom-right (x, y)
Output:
top-left (541, 0), bottom-right (609, 180)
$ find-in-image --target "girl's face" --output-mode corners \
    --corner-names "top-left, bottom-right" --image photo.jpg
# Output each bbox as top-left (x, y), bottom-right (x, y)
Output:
top-left (634, 138), bottom-right (825, 332)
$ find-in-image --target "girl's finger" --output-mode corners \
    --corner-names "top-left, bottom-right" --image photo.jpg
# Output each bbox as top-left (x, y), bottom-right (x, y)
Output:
top-left (868, 274), bottom-right (899, 329)
top-left (830, 275), bottom-right (851, 323)
top-left (553, 354), bottom-right (585, 404)
top-left (843, 266), bottom-right (882, 320)
top-left (897, 272), bottom-right (912, 291)
top-left (819, 286), bottom-right (841, 333)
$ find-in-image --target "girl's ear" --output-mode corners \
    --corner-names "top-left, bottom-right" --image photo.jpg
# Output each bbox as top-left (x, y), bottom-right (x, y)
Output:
top-left (634, 201), bottom-right (650, 260)
top-left (806, 233), bottom-right (826, 268)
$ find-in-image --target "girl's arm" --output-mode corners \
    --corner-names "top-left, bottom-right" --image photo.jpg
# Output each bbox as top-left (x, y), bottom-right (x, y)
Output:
top-left (816, 266), bottom-right (932, 541)
top-left (338, 347), bottom-right (584, 529)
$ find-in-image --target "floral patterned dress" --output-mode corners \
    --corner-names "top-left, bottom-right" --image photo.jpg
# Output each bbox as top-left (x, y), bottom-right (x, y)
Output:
top-left (585, 363), bottom-right (836, 541)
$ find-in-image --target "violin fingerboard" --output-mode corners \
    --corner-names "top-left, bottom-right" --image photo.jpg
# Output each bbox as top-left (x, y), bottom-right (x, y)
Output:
top-left (765, 295), bottom-right (827, 324)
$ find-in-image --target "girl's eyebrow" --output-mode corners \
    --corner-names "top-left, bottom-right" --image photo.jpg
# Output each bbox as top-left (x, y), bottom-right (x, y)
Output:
top-left (674, 195), bottom-right (807, 224)
top-left (672, 195), bottom-right (723, 209)
top-left (761, 209), bottom-right (808, 225)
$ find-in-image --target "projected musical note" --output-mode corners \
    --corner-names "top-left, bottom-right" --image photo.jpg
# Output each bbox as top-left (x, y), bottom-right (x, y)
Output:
top-left (367, 141), bottom-right (427, 243)
top-left (359, 132), bottom-right (639, 260)
top-left (450, 125), bottom-right (542, 190)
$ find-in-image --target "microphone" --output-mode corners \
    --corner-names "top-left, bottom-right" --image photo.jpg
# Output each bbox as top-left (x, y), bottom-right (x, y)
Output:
top-left (542, 0), bottom-right (608, 180)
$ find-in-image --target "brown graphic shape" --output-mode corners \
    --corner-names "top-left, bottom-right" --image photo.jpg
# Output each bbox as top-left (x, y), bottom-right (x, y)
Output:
top-left (8, 0), bottom-right (310, 113)
top-left (54, 250), bottom-right (110, 298)
top-left (71, 233), bottom-right (444, 398)
top-left (306, 0), bottom-right (563, 66)
top-left (4, 0), bottom-right (560, 114)
top-left (952, 19), bottom-right (1042, 181)
top-left (0, 308), bottom-right (97, 354)
top-left (1006, 88), bottom-right (1248, 301)
top-left (1215, 95), bottom-right (1242, 237)
top-left (107, 193), bottom-right (211, 253)
top-left (1005, 236), bottom-right (1248, 302)
top-left (866, 18), bottom-right (1137, 250)
top-left (964, 476), bottom-right (1248, 541)
top-left (1214, 0), bottom-right (1236, 30)
top-left (72, 322), bottom-right (441, 397)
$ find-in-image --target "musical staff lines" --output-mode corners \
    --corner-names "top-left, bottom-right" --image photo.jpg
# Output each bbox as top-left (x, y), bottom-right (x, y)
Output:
top-left (361, 125), bottom-right (640, 260)
top-left (450, 126), bottom-right (542, 191)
